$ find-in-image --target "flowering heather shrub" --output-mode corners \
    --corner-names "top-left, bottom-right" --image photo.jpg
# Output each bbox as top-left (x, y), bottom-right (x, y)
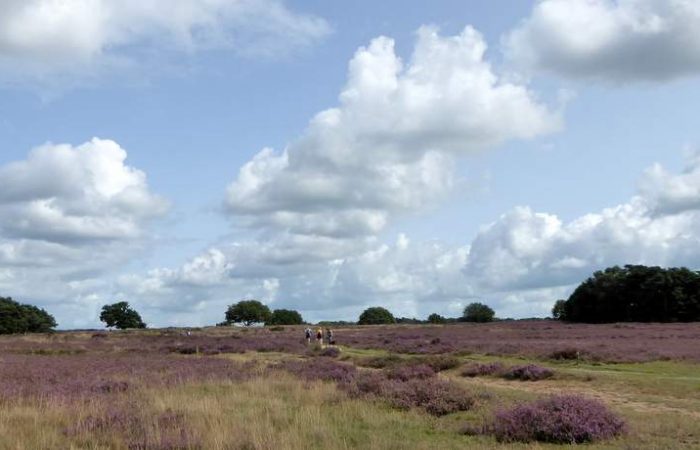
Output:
top-left (549, 348), bottom-right (585, 361)
top-left (461, 362), bottom-right (505, 378)
top-left (275, 358), bottom-right (357, 384)
top-left (383, 378), bottom-right (474, 416)
top-left (490, 395), bottom-right (626, 444)
top-left (423, 355), bottom-right (460, 372)
top-left (356, 354), bottom-right (403, 368)
top-left (335, 322), bottom-right (700, 362)
top-left (0, 354), bottom-right (252, 401)
top-left (502, 364), bottom-right (554, 381)
top-left (386, 363), bottom-right (435, 381)
top-left (319, 347), bottom-right (341, 358)
top-left (66, 407), bottom-right (201, 449)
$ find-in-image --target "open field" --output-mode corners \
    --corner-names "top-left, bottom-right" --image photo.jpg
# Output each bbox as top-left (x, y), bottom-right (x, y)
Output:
top-left (1, 322), bottom-right (699, 449)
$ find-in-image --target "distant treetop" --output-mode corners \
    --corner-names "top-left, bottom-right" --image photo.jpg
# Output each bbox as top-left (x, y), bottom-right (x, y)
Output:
top-left (0, 296), bottom-right (57, 334)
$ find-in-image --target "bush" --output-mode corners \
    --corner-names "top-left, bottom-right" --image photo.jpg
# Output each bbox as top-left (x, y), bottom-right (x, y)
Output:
top-left (386, 364), bottom-right (435, 381)
top-left (461, 362), bottom-right (505, 378)
top-left (384, 378), bottom-right (474, 416)
top-left (319, 347), bottom-right (341, 358)
top-left (358, 307), bottom-right (396, 325)
top-left (549, 348), bottom-right (584, 361)
top-left (424, 355), bottom-right (460, 372)
top-left (502, 365), bottom-right (554, 381)
top-left (357, 354), bottom-right (403, 368)
top-left (490, 395), bottom-right (626, 443)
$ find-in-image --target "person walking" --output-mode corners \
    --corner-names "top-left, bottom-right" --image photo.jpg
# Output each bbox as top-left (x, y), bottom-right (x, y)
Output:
top-left (304, 327), bottom-right (312, 344)
top-left (316, 327), bottom-right (323, 347)
top-left (325, 328), bottom-right (334, 346)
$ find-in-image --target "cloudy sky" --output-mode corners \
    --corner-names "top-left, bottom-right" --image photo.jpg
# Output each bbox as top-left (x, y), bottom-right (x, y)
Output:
top-left (2, 0), bottom-right (700, 328)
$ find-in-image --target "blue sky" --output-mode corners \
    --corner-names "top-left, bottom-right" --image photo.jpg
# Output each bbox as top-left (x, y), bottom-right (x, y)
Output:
top-left (2, 0), bottom-right (700, 328)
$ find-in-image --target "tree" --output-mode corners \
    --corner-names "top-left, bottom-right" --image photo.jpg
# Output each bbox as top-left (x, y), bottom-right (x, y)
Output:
top-left (358, 306), bottom-right (395, 325)
top-left (427, 313), bottom-right (447, 324)
top-left (551, 299), bottom-right (568, 321)
top-left (562, 265), bottom-right (700, 323)
top-left (225, 300), bottom-right (272, 326)
top-left (462, 302), bottom-right (495, 323)
top-left (0, 297), bottom-right (57, 334)
top-left (100, 302), bottom-right (146, 329)
top-left (267, 309), bottom-right (304, 325)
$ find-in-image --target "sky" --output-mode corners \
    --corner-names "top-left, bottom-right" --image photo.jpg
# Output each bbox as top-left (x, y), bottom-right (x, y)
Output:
top-left (2, 0), bottom-right (700, 328)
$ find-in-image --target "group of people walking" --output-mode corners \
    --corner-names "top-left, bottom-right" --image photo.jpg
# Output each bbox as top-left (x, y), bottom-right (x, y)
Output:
top-left (305, 327), bottom-right (334, 346)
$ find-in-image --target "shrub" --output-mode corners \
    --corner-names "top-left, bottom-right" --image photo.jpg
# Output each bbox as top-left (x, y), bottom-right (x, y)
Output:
top-left (384, 378), bottom-right (474, 416)
top-left (386, 364), bottom-right (435, 381)
top-left (502, 364), bottom-right (554, 381)
top-left (490, 395), bottom-right (626, 443)
top-left (319, 347), bottom-right (341, 358)
top-left (357, 354), bottom-right (403, 369)
top-left (424, 355), bottom-right (460, 372)
top-left (549, 348), bottom-right (583, 360)
top-left (461, 362), bottom-right (505, 378)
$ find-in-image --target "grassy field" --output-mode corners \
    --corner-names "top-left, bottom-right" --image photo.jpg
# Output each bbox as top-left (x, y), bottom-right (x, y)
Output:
top-left (1, 324), bottom-right (699, 449)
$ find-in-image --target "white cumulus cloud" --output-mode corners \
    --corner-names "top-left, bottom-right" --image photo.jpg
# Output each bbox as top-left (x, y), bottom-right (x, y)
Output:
top-left (226, 26), bottom-right (561, 250)
top-left (504, 0), bottom-right (700, 81)
top-left (0, 0), bottom-right (330, 84)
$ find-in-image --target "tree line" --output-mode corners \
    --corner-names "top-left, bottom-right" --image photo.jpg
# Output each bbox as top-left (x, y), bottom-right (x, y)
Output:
top-left (5, 263), bottom-right (699, 334)
top-left (552, 265), bottom-right (700, 323)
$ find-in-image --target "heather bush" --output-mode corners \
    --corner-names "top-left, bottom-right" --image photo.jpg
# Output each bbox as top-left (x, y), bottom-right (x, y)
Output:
top-left (357, 354), bottom-right (403, 368)
top-left (319, 347), bottom-right (341, 358)
top-left (383, 378), bottom-right (474, 416)
top-left (489, 395), bottom-right (626, 444)
top-left (461, 362), bottom-right (505, 378)
top-left (549, 348), bottom-right (584, 360)
top-left (502, 364), bottom-right (554, 381)
top-left (386, 363), bottom-right (435, 381)
top-left (423, 355), bottom-right (460, 372)
top-left (276, 358), bottom-right (356, 384)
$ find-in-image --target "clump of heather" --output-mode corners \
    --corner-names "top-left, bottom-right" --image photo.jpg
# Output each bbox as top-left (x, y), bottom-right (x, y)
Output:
top-left (319, 347), bottom-right (341, 358)
top-left (423, 355), bottom-right (460, 372)
top-left (489, 395), bottom-right (626, 444)
top-left (549, 347), bottom-right (585, 361)
top-left (357, 354), bottom-right (403, 369)
top-left (66, 407), bottom-right (201, 449)
top-left (502, 364), bottom-right (554, 381)
top-left (383, 378), bottom-right (474, 416)
top-left (385, 363), bottom-right (435, 381)
top-left (275, 358), bottom-right (356, 384)
top-left (461, 362), bottom-right (505, 378)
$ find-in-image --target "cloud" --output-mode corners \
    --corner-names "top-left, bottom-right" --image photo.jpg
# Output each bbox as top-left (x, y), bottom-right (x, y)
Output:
top-left (504, 0), bottom-right (700, 81)
top-left (0, 138), bottom-right (169, 328)
top-left (464, 152), bottom-right (700, 292)
top-left (0, 0), bottom-right (330, 84)
top-left (226, 26), bottom-right (561, 250)
top-left (123, 151), bottom-right (700, 325)
top-left (0, 138), bottom-right (168, 245)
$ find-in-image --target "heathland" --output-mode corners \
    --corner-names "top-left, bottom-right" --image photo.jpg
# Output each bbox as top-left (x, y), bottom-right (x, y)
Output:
top-left (1, 321), bottom-right (699, 449)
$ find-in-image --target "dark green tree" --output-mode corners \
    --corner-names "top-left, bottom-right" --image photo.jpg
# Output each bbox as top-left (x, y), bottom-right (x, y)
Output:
top-left (100, 302), bottom-right (146, 329)
top-left (427, 313), bottom-right (447, 324)
top-left (267, 309), bottom-right (304, 325)
top-left (358, 306), bottom-right (395, 325)
top-left (225, 300), bottom-right (272, 326)
top-left (0, 297), bottom-right (57, 334)
top-left (462, 302), bottom-right (495, 323)
top-left (563, 265), bottom-right (700, 323)
top-left (551, 299), bottom-right (568, 321)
